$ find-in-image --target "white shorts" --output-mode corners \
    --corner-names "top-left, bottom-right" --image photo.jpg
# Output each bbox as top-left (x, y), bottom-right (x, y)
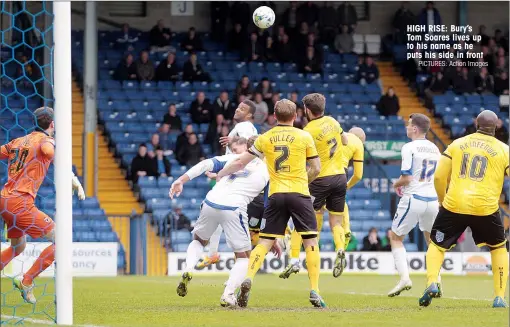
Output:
top-left (392, 194), bottom-right (439, 236)
top-left (192, 201), bottom-right (251, 252)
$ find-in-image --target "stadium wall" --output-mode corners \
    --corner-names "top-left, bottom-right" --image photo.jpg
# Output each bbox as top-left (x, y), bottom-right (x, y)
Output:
top-left (168, 251), bottom-right (494, 276)
top-left (58, 1), bottom-right (509, 35)
top-left (0, 242), bottom-right (118, 277)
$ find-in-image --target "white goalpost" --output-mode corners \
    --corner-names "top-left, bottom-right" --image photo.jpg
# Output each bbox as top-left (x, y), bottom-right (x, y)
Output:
top-left (53, 1), bottom-right (73, 325)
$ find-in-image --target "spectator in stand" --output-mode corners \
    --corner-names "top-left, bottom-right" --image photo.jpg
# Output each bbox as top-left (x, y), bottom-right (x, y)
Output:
top-left (488, 38), bottom-right (499, 57)
top-left (482, 46), bottom-right (495, 74)
top-left (276, 34), bottom-right (294, 63)
top-left (418, 2), bottom-right (442, 32)
top-left (269, 93), bottom-right (280, 115)
top-left (146, 133), bottom-right (161, 158)
top-left (115, 23), bottom-right (138, 51)
top-left (114, 54), bottom-right (138, 81)
top-left (183, 53), bottom-right (211, 82)
top-left (163, 104), bottom-right (183, 131)
top-left (298, 2), bottom-right (319, 32)
top-left (493, 47), bottom-right (508, 69)
top-left (462, 116), bottom-right (477, 137)
top-left (318, 2), bottom-right (338, 46)
top-left (152, 145), bottom-right (171, 177)
top-left (136, 51), bottom-right (155, 81)
top-left (158, 123), bottom-right (174, 156)
top-left (213, 90), bottom-right (235, 122)
top-left (496, 119), bottom-right (509, 143)
top-left (479, 25), bottom-right (490, 47)
top-left (181, 27), bottom-right (203, 52)
top-left (235, 75), bottom-right (253, 100)
top-left (261, 114), bottom-right (278, 133)
top-left (362, 227), bottom-right (382, 251)
top-left (357, 55), bottom-right (380, 85)
top-left (210, 2), bottom-right (229, 43)
top-left (263, 36), bottom-right (277, 62)
top-left (167, 205), bottom-right (192, 232)
top-left (209, 124), bottom-right (230, 155)
top-left (337, 2), bottom-right (358, 33)
top-left (130, 144), bottom-right (155, 184)
top-left (494, 71), bottom-right (509, 96)
top-left (453, 67), bottom-right (476, 95)
top-left (300, 46), bottom-right (323, 74)
top-left (243, 32), bottom-right (264, 62)
top-left (175, 124), bottom-right (194, 155)
top-left (274, 25), bottom-right (286, 43)
top-left (494, 56), bottom-right (509, 78)
top-left (290, 91), bottom-right (304, 110)
top-left (255, 78), bottom-right (274, 105)
top-left (401, 49), bottom-right (422, 83)
top-left (149, 20), bottom-right (172, 52)
top-left (177, 133), bottom-right (205, 166)
top-left (294, 107), bottom-right (307, 129)
top-left (190, 92), bottom-right (212, 126)
top-left (475, 67), bottom-right (494, 94)
top-left (282, 2), bottom-right (300, 38)
top-left (228, 23), bottom-right (247, 52)
top-left (424, 71), bottom-right (448, 108)
top-left (494, 29), bottom-right (509, 53)
top-left (155, 52), bottom-right (180, 82)
top-left (334, 25), bottom-right (354, 55)
top-left (377, 87), bottom-right (400, 116)
top-left (253, 93), bottom-right (269, 125)
top-left (381, 229), bottom-right (392, 251)
top-left (256, 28), bottom-right (270, 49)
top-left (305, 32), bottom-right (323, 62)
top-left (392, 3), bottom-right (415, 45)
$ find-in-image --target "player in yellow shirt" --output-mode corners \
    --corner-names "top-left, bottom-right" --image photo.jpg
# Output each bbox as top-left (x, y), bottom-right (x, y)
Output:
top-left (280, 126), bottom-right (366, 279)
top-left (216, 99), bottom-right (325, 308)
top-left (419, 110), bottom-right (509, 308)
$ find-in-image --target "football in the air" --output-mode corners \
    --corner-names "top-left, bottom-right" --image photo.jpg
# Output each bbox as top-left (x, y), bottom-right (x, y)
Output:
top-left (253, 6), bottom-right (275, 29)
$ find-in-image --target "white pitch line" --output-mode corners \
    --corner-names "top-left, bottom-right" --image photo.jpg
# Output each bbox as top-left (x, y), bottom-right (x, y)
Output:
top-left (1, 316), bottom-right (109, 327)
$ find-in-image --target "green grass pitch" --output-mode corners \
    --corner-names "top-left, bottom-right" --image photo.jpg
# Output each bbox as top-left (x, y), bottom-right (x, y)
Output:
top-left (1, 274), bottom-right (507, 327)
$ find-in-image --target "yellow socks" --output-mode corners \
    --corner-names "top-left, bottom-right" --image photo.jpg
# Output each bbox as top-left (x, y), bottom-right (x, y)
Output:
top-left (305, 245), bottom-right (320, 292)
top-left (490, 247), bottom-right (508, 298)
top-left (315, 212), bottom-right (324, 239)
top-left (344, 231), bottom-right (351, 251)
top-left (290, 229), bottom-right (302, 259)
top-left (426, 243), bottom-right (445, 285)
top-left (247, 243), bottom-right (270, 280)
top-left (332, 224), bottom-right (345, 252)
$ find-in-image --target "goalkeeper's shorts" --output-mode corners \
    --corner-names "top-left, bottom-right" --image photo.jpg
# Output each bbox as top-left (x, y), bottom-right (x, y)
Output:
top-left (0, 195), bottom-right (54, 239)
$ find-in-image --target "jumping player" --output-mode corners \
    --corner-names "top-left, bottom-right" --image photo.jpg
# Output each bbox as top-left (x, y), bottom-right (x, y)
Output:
top-left (198, 99), bottom-right (259, 268)
top-left (217, 99), bottom-right (325, 308)
top-left (280, 126), bottom-right (365, 279)
top-left (280, 93), bottom-right (349, 279)
top-left (388, 114), bottom-right (441, 297)
top-left (169, 137), bottom-right (271, 307)
top-left (420, 110), bottom-right (509, 308)
top-left (0, 107), bottom-right (85, 304)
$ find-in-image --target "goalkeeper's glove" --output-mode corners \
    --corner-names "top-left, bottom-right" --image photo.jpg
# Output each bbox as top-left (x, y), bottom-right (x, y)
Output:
top-left (72, 173), bottom-right (86, 200)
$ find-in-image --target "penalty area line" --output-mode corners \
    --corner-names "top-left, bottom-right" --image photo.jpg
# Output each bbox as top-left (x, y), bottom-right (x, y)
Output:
top-left (2, 316), bottom-right (109, 327)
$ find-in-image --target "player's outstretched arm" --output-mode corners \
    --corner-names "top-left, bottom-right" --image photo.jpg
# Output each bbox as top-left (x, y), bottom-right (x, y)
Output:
top-left (434, 155), bottom-right (452, 204)
top-left (72, 173), bottom-right (86, 200)
top-left (306, 157), bottom-right (321, 183)
top-left (170, 157), bottom-right (225, 198)
top-left (216, 151), bottom-right (256, 182)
